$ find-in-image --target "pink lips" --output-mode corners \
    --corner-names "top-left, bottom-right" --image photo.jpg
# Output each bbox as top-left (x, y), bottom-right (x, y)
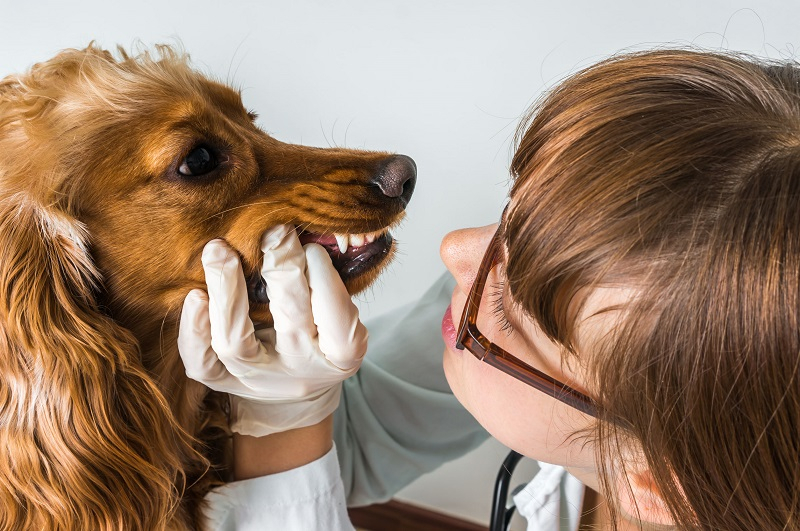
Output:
top-left (441, 304), bottom-right (459, 350)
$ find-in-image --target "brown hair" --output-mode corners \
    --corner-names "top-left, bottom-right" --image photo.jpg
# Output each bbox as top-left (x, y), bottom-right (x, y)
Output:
top-left (506, 49), bottom-right (800, 530)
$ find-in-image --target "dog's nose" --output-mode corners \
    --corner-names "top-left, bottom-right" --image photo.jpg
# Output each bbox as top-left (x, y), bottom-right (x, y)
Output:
top-left (373, 155), bottom-right (416, 206)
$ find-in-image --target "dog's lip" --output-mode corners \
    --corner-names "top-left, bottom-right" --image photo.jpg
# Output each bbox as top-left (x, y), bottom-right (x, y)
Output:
top-left (245, 227), bottom-right (394, 304)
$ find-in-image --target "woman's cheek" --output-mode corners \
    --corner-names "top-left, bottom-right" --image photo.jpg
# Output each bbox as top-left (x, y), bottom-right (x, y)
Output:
top-left (442, 348), bottom-right (480, 420)
top-left (443, 348), bottom-right (495, 426)
top-left (442, 347), bottom-right (463, 402)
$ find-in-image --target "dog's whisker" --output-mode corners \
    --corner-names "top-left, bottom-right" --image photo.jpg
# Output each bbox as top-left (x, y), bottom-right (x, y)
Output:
top-left (331, 118), bottom-right (341, 148)
top-left (344, 119), bottom-right (354, 148)
top-left (297, 221), bottom-right (316, 234)
top-left (227, 36), bottom-right (252, 87)
top-left (200, 202), bottom-right (290, 222)
top-left (319, 120), bottom-right (333, 148)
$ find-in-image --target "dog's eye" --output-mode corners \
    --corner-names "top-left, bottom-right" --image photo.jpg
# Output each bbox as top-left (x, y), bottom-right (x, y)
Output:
top-left (178, 146), bottom-right (219, 177)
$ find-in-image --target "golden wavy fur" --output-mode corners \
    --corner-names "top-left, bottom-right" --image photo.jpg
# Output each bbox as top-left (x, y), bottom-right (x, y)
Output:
top-left (0, 44), bottom-right (415, 530)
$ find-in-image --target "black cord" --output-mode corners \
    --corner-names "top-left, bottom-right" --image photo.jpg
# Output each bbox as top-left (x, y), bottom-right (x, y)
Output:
top-left (489, 450), bottom-right (524, 531)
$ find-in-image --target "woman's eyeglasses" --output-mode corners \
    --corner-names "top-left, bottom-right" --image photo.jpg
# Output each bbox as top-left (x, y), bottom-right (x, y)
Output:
top-left (454, 209), bottom-right (600, 418)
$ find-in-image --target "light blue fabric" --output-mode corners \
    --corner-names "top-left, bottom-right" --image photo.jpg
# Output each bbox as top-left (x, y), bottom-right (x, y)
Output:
top-left (333, 273), bottom-right (490, 506)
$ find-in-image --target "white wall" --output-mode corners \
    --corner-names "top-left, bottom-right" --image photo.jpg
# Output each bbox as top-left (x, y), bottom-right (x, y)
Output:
top-left (1, 0), bottom-right (796, 526)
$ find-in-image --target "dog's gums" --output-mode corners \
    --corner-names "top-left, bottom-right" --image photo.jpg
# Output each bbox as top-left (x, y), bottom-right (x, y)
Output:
top-left (245, 228), bottom-right (394, 304)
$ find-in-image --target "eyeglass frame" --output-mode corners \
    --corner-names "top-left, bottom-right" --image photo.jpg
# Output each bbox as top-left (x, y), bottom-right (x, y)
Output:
top-left (454, 207), bottom-right (600, 418)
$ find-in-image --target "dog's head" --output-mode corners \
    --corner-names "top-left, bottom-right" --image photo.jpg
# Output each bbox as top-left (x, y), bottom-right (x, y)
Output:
top-left (0, 44), bottom-right (414, 330)
top-left (0, 44), bottom-right (414, 529)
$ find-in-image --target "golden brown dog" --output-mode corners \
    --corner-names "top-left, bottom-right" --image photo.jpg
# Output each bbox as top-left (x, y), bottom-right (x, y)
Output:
top-left (0, 44), bottom-right (415, 530)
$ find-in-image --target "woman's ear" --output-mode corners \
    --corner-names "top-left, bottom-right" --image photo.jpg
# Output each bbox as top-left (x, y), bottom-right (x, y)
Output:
top-left (614, 463), bottom-right (676, 527)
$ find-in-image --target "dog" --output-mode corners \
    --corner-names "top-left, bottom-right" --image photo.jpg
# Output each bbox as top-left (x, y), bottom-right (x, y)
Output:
top-left (0, 44), bottom-right (415, 530)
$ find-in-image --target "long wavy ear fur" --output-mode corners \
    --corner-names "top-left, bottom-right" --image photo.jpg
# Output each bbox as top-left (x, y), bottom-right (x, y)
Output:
top-left (0, 196), bottom-right (198, 530)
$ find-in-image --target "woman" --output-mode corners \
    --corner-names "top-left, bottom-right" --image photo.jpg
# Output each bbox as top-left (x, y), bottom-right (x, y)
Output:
top-left (181, 49), bottom-right (800, 530)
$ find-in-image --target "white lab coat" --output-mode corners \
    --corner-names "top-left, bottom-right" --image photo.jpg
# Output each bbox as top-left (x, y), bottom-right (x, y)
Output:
top-left (203, 446), bottom-right (353, 531)
top-left (202, 273), bottom-right (586, 530)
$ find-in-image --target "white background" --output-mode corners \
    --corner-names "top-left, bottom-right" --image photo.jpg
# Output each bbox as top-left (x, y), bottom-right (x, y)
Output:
top-left (1, 1), bottom-right (796, 526)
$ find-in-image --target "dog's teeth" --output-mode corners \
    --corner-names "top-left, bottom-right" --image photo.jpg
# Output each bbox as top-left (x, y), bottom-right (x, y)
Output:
top-left (350, 234), bottom-right (366, 247)
top-left (334, 234), bottom-right (349, 253)
top-left (365, 232), bottom-right (376, 244)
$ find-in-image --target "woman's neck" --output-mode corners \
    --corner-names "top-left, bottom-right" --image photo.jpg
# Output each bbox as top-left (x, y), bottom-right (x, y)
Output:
top-left (579, 489), bottom-right (644, 530)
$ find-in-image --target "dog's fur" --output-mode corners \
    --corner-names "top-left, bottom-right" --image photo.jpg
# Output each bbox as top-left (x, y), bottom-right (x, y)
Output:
top-left (0, 44), bottom-right (412, 530)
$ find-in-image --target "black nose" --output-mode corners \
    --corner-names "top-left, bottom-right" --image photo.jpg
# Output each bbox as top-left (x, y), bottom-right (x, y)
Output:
top-left (373, 155), bottom-right (416, 206)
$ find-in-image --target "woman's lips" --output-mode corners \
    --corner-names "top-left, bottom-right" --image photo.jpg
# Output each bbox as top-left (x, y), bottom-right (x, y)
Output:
top-left (441, 303), bottom-right (458, 350)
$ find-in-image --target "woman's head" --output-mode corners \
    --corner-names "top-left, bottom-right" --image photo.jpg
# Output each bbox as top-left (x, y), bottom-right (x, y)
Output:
top-left (441, 49), bottom-right (800, 529)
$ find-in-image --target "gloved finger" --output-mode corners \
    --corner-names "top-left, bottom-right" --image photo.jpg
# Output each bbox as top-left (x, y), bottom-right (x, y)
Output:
top-left (260, 225), bottom-right (316, 353)
top-left (305, 243), bottom-right (368, 371)
top-left (202, 239), bottom-right (264, 370)
top-left (178, 289), bottom-right (269, 397)
top-left (178, 289), bottom-right (238, 383)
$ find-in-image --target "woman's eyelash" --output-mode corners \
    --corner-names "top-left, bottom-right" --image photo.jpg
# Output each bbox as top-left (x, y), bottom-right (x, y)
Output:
top-left (488, 280), bottom-right (515, 335)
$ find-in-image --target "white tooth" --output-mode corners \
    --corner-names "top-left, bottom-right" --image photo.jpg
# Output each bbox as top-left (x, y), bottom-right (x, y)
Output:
top-left (350, 234), bottom-right (365, 247)
top-left (365, 232), bottom-right (376, 244)
top-left (334, 234), bottom-right (349, 253)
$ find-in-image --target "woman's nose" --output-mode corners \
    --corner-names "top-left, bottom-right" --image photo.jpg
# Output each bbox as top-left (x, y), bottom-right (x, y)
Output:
top-left (440, 224), bottom-right (499, 295)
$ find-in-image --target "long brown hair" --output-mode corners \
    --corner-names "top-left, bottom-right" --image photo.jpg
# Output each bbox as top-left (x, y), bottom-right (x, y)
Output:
top-left (506, 49), bottom-right (800, 529)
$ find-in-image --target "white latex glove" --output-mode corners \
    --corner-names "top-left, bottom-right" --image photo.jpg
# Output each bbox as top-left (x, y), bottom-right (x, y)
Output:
top-left (178, 225), bottom-right (368, 436)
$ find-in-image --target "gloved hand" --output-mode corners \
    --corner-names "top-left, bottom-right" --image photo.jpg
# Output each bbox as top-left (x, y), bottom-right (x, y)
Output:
top-left (178, 225), bottom-right (368, 437)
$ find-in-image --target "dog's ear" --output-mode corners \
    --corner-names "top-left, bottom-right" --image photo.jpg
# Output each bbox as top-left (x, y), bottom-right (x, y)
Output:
top-left (0, 197), bottom-right (200, 530)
